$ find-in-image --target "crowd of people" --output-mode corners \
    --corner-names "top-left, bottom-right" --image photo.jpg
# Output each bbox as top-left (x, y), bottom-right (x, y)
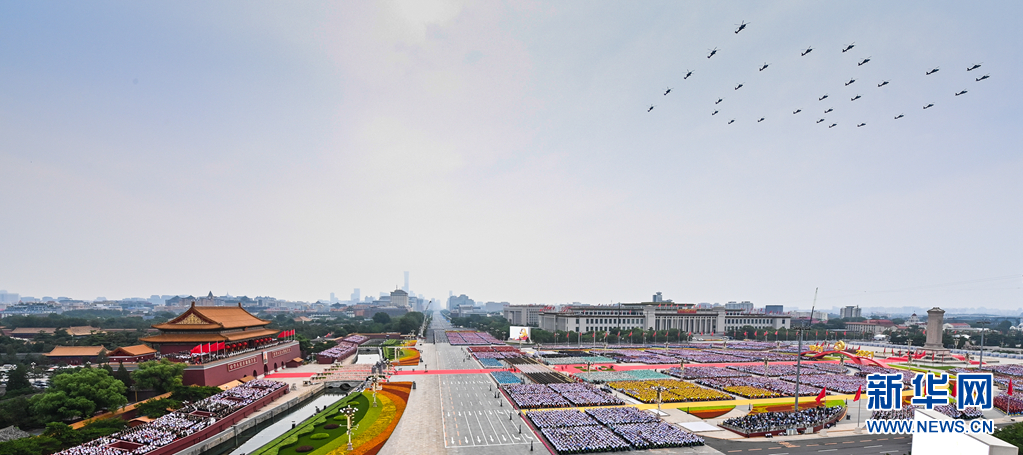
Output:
top-left (504, 383), bottom-right (621, 408)
top-left (726, 364), bottom-right (824, 377)
top-left (934, 404), bottom-right (984, 420)
top-left (445, 331), bottom-right (501, 345)
top-left (574, 370), bottom-right (673, 384)
top-left (491, 371), bottom-right (522, 385)
top-left (317, 341), bottom-right (358, 362)
top-left (528, 407), bottom-right (704, 454)
top-left (779, 373), bottom-right (865, 394)
top-left (342, 334), bottom-right (369, 344)
top-left (540, 425), bottom-right (631, 454)
top-left (610, 421), bottom-right (704, 448)
top-left (722, 406), bottom-right (844, 435)
top-left (870, 407), bottom-right (917, 420)
top-left (995, 395), bottom-right (1023, 415)
top-left (53, 380), bottom-right (287, 455)
top-left (665, 366), bottom-right (750, 380)
top-left (607, 379), bottom-right (732, 403)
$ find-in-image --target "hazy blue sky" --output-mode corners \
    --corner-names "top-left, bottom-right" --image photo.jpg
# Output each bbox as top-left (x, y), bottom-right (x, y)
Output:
top-left (1, 1), bottom-right (1020, 310)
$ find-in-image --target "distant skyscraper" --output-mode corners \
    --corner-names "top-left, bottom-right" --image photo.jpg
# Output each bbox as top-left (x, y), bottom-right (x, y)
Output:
top-left (403, 271), bottom-right (410, 293)
top-left (351, 288), bottom-right (361, 303)
top-left (765, 305), bottom-right (784, 314)
top-left (330, 292), bottom-right (337, 303)
top-left (652, 292), bottom-right (663, 302)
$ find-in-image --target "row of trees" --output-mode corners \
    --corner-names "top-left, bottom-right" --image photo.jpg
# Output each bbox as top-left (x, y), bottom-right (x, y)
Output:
top-left (0, 358), bottom-right (199, 430)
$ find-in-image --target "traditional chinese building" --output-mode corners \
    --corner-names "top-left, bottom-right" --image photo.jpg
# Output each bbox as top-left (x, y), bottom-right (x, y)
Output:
top-left (107, 344), bottom-right (158, 363)
top-left (44, 346), bottom-right (107, 365)
top-left (140, 302), bottom-right (301, 386)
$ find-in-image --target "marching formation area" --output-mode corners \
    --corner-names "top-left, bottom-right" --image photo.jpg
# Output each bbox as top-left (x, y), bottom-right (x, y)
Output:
top-left (372, 318), bottom-right (1023, 455)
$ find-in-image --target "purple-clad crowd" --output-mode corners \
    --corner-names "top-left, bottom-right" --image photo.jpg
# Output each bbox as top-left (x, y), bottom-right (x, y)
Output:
top-left (504, 383), bottom-right (622, 408)
top-left (528, 407), bottom-right (703, 454)
top-left (317, 341), bottom-right (358, 362)
top-left (446, 331), bottom-right (502, 345)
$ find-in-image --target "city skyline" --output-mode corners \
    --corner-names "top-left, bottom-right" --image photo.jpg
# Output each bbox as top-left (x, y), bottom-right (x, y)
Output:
top-left (1, 2), bottom-right (1020, 309)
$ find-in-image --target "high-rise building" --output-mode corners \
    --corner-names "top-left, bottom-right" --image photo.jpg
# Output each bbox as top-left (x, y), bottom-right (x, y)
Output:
top-left (840, 305), bottom-right (862, 319)
top-left (652, 292), bottom-right (663, 302)
top-left (403, 272), bottom-right (410, 293)
top-left (724, 301), bottom-right (754, 312)
top-left (765, 305), bottom-right (784, 314)
top-left (390, 289), bottom-right (409, 308)
top-left (330, 292), bottom-right (337, 303)
top-left (351, 288), bottom-right (361, 303)
top-left (448, 294), bottom-right (474, 311)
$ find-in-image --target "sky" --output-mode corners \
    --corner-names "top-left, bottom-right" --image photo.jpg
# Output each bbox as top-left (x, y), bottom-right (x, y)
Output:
top-left (1, 1), bottom-right (1021, 310)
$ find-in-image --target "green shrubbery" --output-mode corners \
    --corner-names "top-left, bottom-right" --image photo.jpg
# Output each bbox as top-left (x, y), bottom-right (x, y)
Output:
top-left (309, 433), bottom-right (329, 440)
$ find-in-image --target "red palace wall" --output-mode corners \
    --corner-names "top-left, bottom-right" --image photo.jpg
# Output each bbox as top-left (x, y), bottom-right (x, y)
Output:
top-left (182, 342), bottom-right (301, 386)
top-left (145, 385), bottom-right (289, 455)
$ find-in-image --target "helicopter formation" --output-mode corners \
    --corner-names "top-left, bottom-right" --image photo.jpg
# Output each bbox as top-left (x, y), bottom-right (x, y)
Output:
top-left (647, 19), bottom-right (992, 129)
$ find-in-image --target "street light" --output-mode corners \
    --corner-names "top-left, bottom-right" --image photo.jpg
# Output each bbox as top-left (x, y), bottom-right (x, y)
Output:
top-left (978, 320), bottom-right (990, 366)
top-left (651, 386), bottom-right (669, 413)
top-left (339, 406), bottom-right (358, 450)
top-left (369, 376), bottom-right (381, 407)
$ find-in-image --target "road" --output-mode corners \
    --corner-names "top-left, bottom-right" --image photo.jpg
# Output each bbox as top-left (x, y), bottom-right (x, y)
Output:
top-left (703, 433), bottom-right (912, 455)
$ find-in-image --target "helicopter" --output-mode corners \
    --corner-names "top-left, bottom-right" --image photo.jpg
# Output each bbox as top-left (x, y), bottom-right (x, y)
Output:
top-left (967, 63), bottom-right (982, 71)
top-left (851, 95), bottom-right (862, 101)
top-left (816, 118), bottom-right (825, 124)
top-left (801, 46), bottom-right (813, 56)
top-left (858, 57), bottom-right (871, 66)
top-left (647, 105), bottom-right (655, 112)
top-left (926, 67), bottom-right (940, 75)
top-left (824, 108), bottom-right (833, 114)
top-left (955, 90), bottom-right (967, 96)
top-left (857, 123), bottom-right (866, 127)
top-left (707, 47), bottom-right (719, 59)
top-left (829, 123), bottom-right (837, 128)
top-left (734, 83), bottom-right (743, 90)
top-left (728, 119), bottom-right (735, 124)
top-left (819, 94), bottom-right (828, 101)
top-left (845, 78), bottom-right (856, 86)
top-left (842, 43), bottom-right (855, 53)
top-left (712, 110), bottom-right (719, 115)
top-left (894, 114), bottom-right (904, 119)
top-left (735, 21), bottom-right (749, 34)
top-left (793, 109), bottom-right (802, 114)
top-left (759, 62), bottom-right (769, 71)
top-left (878, 80), bottom-right (890, 88)
top-left (715, 98), bottom-right (724, 105)
top-left (684, 70), bottom-right (693, 80)
top-left (976, 74), bottom-right (990, 81)
top-left (664, 87), bottom-right (672, 96)
top-left (923, 103), bottom-right (934, 109)
top-left (757, 117), bottom-right (765, 122)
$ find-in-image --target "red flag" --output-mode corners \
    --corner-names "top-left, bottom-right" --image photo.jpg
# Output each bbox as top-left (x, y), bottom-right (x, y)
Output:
top-left (775, 331), bottom-right (778, 336)
top-left (950, 381), bottom-right (956, 397)
top-left (1011, 379), bottom-right (1015, 396)
top-left (815, 330), bottom-right (819, 337)
top-left (744, 331), bottom-right (748, 337)
top-left (190, 344), bottom-right (202, 354)
top-left (844, 331), bottom-right (847, 336)
top-left (629, 331), bottom-right (633, 337)
top-left (853, 385), bottom-right (862, 402)
top-left (816, 387), bottom-right (827, 405)
top-left (219, 341), bottom-right (225, 350)
top-left (755, 331), bottom-right (758, 337)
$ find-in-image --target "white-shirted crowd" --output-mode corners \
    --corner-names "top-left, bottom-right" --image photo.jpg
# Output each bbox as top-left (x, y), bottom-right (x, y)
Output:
top-left (528, 407), bottom-right (704, 454)
top-left (722, 406), bottom-right (844, 435)
top-left (53, 380), bottom-right (287, 455)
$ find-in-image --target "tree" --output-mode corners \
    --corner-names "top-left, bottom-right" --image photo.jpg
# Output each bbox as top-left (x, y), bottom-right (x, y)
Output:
top-left (31, 367), bottom-right (127, 421)
top-left (373, 312), bottom-right (391, 325)
top-left (134, 398), bottom-right (181, 418)
top-left (131, 359), bottom-right (185, 394)
top-left (114, 362), bottom-right (134, 391)
top-left (5, 364), bottom-right (33, 394)
top-left (994, 421), bottom-right (1023, 449)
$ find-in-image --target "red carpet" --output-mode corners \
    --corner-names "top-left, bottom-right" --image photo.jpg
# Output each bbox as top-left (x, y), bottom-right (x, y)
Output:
top-left (264, 372), bottom-right (316, 378)
top-left (393, 368), bottom-right (495, 375)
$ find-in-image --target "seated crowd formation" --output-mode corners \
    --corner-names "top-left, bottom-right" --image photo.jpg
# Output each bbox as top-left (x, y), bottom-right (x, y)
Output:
top-left (54, 380), bottom-right (287, 455)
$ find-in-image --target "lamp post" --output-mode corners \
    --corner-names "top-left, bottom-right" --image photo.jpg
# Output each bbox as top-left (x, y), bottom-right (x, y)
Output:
top-left (651, 386), bottom-right (668, 413)
top-left (370, 376), bottom-right (381, 407)
top-left (978, 320), bottom-right (990, 366)
top-left (340, 406), bottom-right (357, 450)
top-left (793, 288), bottom-right (817, 414)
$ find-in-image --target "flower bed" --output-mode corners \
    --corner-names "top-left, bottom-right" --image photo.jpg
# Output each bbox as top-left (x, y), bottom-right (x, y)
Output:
top-left (680, 404), bottom-right (735, 419)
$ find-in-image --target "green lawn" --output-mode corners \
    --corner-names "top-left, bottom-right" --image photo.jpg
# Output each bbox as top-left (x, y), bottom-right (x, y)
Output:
top-left (252, 393), bottom-right (371, 455)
